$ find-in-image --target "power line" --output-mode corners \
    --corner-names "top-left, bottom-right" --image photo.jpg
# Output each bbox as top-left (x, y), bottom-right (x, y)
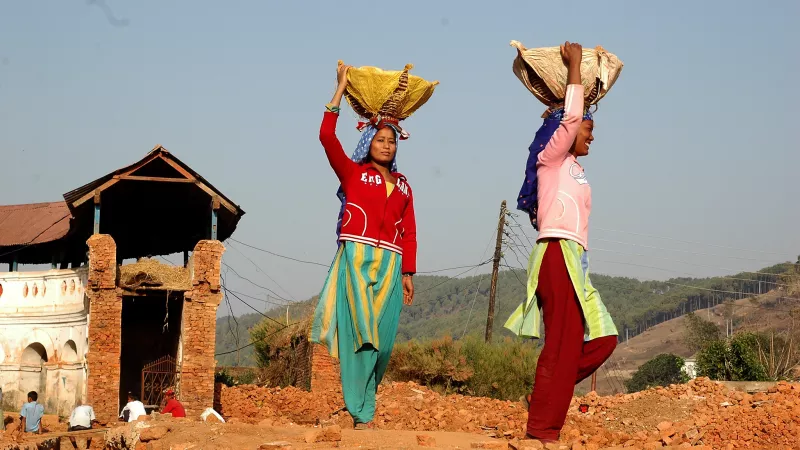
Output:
top-left (592, 247), bottom-right (783, 277)
top-left (506, 214), bottom-right (538, 251)
top-left (220, 272), bottom-right (241, 362)
top-left (600, 363), bottom-right (621, 394)
top-left (416, 260), bottom-right (493, 295)
top-left (224, 288), bottom-right (294, 308)
top-left (461, 229), bottom-right (497, 339)
top-left (500, 227), bottom-right (800, 308)
top-left (223, 286), bottom-right (287, 328)
top-left (658, 280), bottom-right (799, 304)
top-left (0, 213), bottom-right (71, 259)
top-left (503, 237), bottom-right (531, 273)
top-left (214, 322), bottom-right (302, 356)
top-left (501, 258), bottom-right (528, 292)
top-left (419, 263), bottom-right (496, 274)
top-left (227, 238), bottom-right (331, 268)
top-left (603, 357), bottom-right (626, 394)
top-left (594, 227), bottom-right (797, 259)
top-left (499, 264), bottom-right (800, 328)
top-left (592, 269), bottom-right (800, 313)
top-left (229, 237), bottom-right (498, 275)
top-left (221, 261), bottom-right (293, 304)
top-left (227, 240), bottom-right (297, 301)
top-left (592, 258), bottom-right (791, 288)
top-left (494, 217), bottom-right (796, 283)
top-left (593, 237), bottom-right (795, 266)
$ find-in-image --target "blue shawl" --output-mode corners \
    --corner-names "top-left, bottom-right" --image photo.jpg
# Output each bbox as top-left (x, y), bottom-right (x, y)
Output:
top-left (517, 108), bottom-right (593, 230)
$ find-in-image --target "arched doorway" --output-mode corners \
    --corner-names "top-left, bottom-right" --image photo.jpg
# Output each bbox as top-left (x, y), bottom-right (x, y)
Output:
top-left (20, 343), bottom-right (48, 401)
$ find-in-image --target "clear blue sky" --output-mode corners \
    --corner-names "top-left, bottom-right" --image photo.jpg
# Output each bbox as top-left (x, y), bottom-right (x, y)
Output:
top-left (1, 1), bottom-right (798, 316)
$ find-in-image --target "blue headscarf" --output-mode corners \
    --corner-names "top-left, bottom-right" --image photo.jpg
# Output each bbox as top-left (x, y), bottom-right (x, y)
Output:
top-left (335, 124), bottom-right (399, 239)
top-left (517, 107), bottom-right (593, 230)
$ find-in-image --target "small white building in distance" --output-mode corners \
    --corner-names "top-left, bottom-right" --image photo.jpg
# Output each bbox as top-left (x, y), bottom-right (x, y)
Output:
top-left (682, 356), bottom-right (698, 380)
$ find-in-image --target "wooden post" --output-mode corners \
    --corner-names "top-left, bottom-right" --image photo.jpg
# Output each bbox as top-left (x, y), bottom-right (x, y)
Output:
top-left (591, 372), bottom-right (597, 392)
top-left (211, 196), bottom-right (220, 240)
top-left (183, 250), bottom-right (189, 268)
top-left (10, 254), bottom-right (18, 272)
top-left (93, 190), bottom-right (101, 235)
top-left (485, 200), bottom-right (507, 343)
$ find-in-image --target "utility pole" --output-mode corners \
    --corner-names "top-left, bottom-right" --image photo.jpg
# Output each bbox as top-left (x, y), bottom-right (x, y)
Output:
top-left (286, 305), bottom-right (290, 326)
top-left (485, 200), bottom-right (507, 343)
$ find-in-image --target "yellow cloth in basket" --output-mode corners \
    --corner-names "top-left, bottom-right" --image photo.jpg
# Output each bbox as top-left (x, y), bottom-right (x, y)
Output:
top-left (340, 60), bottom-right (438, 121)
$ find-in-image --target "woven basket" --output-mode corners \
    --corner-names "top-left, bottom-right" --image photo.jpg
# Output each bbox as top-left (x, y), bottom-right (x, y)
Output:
top-left (340, 60), bottom-right (439, 122)
top-left (510, 40), bottom-right (623, 108)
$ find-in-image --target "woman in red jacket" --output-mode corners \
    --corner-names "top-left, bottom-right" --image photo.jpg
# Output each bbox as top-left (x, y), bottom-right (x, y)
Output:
top-left (311, 64), bottom-right (416, 430)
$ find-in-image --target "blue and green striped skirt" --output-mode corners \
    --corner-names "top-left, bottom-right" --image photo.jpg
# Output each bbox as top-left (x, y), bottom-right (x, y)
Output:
top-left (310, 241), bottom-right (404, 424)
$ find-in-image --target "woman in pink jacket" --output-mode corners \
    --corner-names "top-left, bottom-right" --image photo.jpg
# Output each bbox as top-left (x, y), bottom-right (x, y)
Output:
top-left (504, 42), bottom-right (619, 443)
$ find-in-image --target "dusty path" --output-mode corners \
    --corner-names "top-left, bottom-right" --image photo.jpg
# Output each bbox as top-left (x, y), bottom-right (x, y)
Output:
top-left (151, 422), bottom-right (510, 450)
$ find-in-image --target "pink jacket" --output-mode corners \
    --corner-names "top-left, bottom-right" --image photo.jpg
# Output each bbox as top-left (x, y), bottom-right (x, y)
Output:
top-left (536, 85), bottom-right (591, 249)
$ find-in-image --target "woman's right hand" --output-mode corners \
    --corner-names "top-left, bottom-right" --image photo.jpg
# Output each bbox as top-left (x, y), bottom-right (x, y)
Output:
top-left (560, 41), bottom-right (582, 67)
top-left (336, 63), bottom-right (351, 90)
top-left (328, 63), bottom-right (351, 107)
top-left (560, 41), bottom-right (583, 86)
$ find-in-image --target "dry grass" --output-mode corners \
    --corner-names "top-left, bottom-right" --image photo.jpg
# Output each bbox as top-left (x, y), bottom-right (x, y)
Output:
top-left (119, 258), bottom-right (191, 291)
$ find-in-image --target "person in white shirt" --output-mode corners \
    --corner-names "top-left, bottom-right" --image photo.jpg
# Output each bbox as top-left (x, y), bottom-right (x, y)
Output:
top-left (119, 393), bottom-right (146, 423)
top-left (68, 399), bottom-right (97, 449)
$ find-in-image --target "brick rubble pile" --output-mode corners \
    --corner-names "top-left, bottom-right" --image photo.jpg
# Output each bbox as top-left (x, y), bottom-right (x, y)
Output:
top-left (219, 378), bottom-right (800, 449)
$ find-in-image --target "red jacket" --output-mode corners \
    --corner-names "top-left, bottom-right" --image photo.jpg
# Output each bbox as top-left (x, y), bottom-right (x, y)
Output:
top-left (161, 399), bottom-right (185, 418)
top-left (320, 111), bottom-right (417, 274)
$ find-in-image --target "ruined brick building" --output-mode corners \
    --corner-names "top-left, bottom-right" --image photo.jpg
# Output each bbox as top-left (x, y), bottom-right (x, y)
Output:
top-left (0, 145), bottom-right (244, 421)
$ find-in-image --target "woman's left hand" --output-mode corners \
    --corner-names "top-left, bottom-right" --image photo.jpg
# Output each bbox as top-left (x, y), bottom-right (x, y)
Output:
top-left (402, 276), bottom-right (414, 305)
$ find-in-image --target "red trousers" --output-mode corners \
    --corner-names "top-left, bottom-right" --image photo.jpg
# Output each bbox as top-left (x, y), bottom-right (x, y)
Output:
top-left (527, 241), bottom-right (617, 440)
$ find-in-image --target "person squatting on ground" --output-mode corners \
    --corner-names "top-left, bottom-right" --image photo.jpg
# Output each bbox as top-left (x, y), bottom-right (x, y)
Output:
top-left (68, 399), bottom-right (98, 449)
top-left (504, 41), bottom-right (618, 443)
top-left (119, 392), bottom-right (147, 422)
top-left (18, 391), bottom-right (45, 438)
top-left (160, 388), bottom-right (186, 418)
top-left (311, 63), bottom-right (417, 430)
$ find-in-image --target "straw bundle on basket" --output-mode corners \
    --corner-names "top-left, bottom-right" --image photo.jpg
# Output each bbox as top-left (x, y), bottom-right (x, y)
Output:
top-left (510, 40), bottom-right (623, 109)
top-left (340, 60), bottom-right (438, 123)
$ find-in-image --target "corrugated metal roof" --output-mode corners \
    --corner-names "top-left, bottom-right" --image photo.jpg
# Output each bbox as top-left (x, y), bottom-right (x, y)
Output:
top-left (0, 201), bottom-right (71, 247)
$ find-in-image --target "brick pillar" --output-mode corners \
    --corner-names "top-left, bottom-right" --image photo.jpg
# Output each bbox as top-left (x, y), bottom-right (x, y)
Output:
top-left (181, 240), bottom-right (224, 416)
top-left (310, 343), bottom-right (341, 392)
top-left (85, 234), bottom-right (122, 423)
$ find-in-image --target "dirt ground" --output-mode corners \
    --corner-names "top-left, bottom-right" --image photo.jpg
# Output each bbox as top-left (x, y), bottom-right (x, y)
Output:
top-left (581, 293), bottom-right (794, 397)
top-left (3, 377), bottom-right (800, 449)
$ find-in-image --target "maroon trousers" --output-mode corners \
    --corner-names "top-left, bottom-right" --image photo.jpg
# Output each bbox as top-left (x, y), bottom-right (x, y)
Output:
top-left (526, 241), bottom-right (617, 440)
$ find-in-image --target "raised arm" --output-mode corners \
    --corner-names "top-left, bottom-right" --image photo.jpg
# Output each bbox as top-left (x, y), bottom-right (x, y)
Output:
top-left (537, 42), bottom-right (586, 166)
top-left (320, 64), bottom-right (358, 183)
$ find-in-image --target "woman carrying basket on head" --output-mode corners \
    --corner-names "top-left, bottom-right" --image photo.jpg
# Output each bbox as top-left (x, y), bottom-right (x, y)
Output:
top-left (311, 63), bottom-right (420, 430)
top-left (504, 42), bottom-right (619, 443)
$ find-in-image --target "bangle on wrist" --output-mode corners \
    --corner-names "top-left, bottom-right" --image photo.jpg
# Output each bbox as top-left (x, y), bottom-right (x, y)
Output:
top-left (325, 103), bottom-right (340, 114)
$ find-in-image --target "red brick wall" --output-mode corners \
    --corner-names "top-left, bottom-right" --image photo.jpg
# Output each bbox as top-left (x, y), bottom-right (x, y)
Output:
top-left (181, 240), bottom-right (224, 416)
top-left (310, 343), bottom-right (341, 392)
top-left (85, 234), bottom-right (122, 422)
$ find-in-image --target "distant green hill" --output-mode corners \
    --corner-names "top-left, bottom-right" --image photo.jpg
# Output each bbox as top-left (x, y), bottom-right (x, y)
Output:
top-left (215, 263), bottom-right (794, 366)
